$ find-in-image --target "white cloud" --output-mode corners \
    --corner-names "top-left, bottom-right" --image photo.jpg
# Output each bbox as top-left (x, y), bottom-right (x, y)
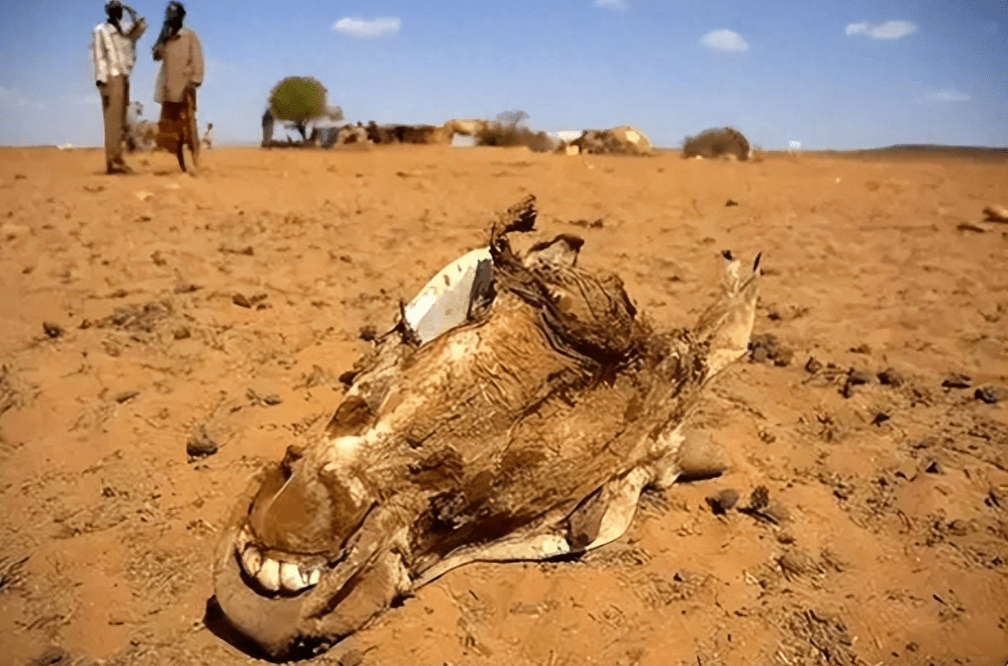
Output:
top-left (700, 29), bottom-right (749, 53)
top-left (845, 20), bottom-right (918, 40)
top-left (332, 17), bottom-right (401, 37)
top-left (594, 0), bottom-right (628, 11)
top-left (927, 89), bottom-right (970, 102)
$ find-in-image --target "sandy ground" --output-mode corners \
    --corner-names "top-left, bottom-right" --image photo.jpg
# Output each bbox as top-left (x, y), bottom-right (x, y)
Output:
top-left (0, 144), bottom-right (1006, 666)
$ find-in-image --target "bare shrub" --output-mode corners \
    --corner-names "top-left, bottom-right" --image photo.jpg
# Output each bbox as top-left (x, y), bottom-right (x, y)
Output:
top-left (475, 110), bottom-right (557, 153)
top-left (682, 127), bottom-right (752, 160)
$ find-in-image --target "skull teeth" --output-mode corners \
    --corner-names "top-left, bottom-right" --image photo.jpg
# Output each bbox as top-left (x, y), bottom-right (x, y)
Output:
top-left (235, 541), bottom-right (322, 594)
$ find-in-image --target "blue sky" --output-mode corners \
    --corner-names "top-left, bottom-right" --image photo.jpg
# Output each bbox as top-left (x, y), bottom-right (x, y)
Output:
top-left (0, 0), bottom-right (1004, 149)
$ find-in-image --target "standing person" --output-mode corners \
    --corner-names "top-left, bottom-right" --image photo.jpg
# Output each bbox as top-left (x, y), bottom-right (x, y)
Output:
top-left (261, 108), bottom-right (274, 148)
top-left (152, 2), bottom-right (204, 172)
top-left (91, 1), bottom-right (146, 174)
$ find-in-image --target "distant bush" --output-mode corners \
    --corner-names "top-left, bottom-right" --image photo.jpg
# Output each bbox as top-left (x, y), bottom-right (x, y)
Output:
top-left (475, 110), bottom-right (557, 153)
top-left (682, 127), bottom-right (751, 160)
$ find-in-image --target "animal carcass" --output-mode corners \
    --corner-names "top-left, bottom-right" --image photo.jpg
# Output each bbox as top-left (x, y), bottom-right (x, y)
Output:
top-left (212, 195), bottom-right (760, 657)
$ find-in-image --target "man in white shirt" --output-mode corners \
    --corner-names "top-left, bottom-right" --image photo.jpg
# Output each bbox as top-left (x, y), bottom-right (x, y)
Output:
top-left (91, 1), bottom-right (146, 174)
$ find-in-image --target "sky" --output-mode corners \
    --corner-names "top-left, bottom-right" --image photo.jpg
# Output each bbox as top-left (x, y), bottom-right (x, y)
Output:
top-left (0, 0), bottom-right (1004, 150)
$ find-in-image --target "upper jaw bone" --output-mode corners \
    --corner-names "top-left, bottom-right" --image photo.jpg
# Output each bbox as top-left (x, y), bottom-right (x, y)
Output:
top-left (237, 541), bottom-right (321, 594)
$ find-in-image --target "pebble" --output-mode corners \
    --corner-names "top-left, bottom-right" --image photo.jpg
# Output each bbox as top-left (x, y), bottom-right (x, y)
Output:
top-left (705, 489), bottom-right (740, 515)
top-left (186, 430), bottom-right (218, 458)
top-left (941, 373), bottom-right (971, 389)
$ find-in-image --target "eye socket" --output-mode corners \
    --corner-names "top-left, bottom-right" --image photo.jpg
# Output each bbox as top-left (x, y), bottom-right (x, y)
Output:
top-left (280, 444), bottom-right (304, 478)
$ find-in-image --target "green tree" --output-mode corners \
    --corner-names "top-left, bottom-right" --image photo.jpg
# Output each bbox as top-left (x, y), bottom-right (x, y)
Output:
top-left (268, 76), bottom-right (343, 142)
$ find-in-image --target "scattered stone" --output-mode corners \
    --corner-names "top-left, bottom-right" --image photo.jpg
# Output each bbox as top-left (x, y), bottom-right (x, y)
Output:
top-left (186, 429), bottom-right (218, 459)
top-left (763, 502), bottom-right (791, 523)
top-left (568, 218), bottom-right (605, 229)
top-left (946, 519), bottom-right (970, 536)
top-left (13, 173), bottom-right (26, 180)
top-left (893, 460), bottom-right (918, 481)
top-left (220, 244), bottom-right (254, 256)
top-left (957, 221), bottom-right (987, 233)
top-left (941, 373), bottom-right (971, 389)
top-left (846, 369), bottom-right (874, 385)
top-left (974, 386), bottom-right (1003, 404)
top-left (777, 548), bottom-right (823, 580)
top-left (705, 489), bottom-right (739, 515)
top-left (804, 356), bottom-right (823, 374)
top-left (173, 283), bottom-right (200, 294)
top-left (849, 344), bottom-right (871, 354)
top-left (870, 412), bottom-right (890, 426)
top-left (676, 432), bottom-right (727, 481)
top-left (30, 646), bottom-right (69, 666)
top-left (338, 648), bottom-right (364, 666)
top-left (983, 204), bottom-right (1008, 223)
top-left (83, 184), bottom-right (104, 193)
top-left (748, 333), bottom-right (793, 366)
top-left (725, 199), bottom-right (739, 207)
top-left (42, 321), bottom-right (64, 338)
top-left (246, 388), bottom-right (283, 406)
top-left (877, 367), bottom-right (905, 387)
top-left (114, 390), bottom-right (140, 403)
top-left (841, 369), bottom-right (875, 397)
top-left (359, 325), bottom-right (378, 342)
top-left (232, 293), bottom-right (252, 308)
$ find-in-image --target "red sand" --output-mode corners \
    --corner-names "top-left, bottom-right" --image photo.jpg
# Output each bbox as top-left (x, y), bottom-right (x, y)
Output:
top-left (0, 145), bottom-right (1006, 665)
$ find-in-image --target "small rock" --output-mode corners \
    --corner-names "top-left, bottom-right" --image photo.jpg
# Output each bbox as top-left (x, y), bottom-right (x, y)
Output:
top-left (946, 519), bottom-right (970, 536)
top-left (114, 390), bottom-right (140, 403)
top-left (262, 394), bottom-right (283, 406)
top-left (173, 326), bottom-right (191, 340)
top-left (974, 386), bottom-right (1003, 404)
top-left (705, 489), bottom-right (739, 515)
top-left (186, 429), bottom-right (218, 459)
top-left (849, 344), bottom-right (871, 354)
top-left (748, 333), bottom-right (792, 366)
top-left (877, 367), bottom-right (904, 387)
top-left (924, 461), bottom-right (941, 474)
top-left (232, 293), bottom-right (252, 308)
top-left (338, 648), bottom-right (364, 666)
top-left (677, 432), bottom-right (727, 481)
top-left (725, 199), bottom-right (739, 207)
top-left (805, 356), bottom-right (823, 374)
top-left (870, 412), bottom-right (890, 426)
top-left (847, 369), bottom-right (874, 385)
top-left (941, 373), bottom-right (971, 389)
top-left (841, 369), bottom-right (875, 398)
top-left (359, 325), bottom-right (378, 342)
top-left (30, 646), bottom-right (69, 666)
top-left (42, 321), bottom-right (64, 338)
top-left (983, 204), bottom-right (1008, 223)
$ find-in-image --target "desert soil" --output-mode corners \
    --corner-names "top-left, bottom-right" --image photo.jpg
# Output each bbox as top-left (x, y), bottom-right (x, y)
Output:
top-left (0, 144), bottom-right (1006, 666)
